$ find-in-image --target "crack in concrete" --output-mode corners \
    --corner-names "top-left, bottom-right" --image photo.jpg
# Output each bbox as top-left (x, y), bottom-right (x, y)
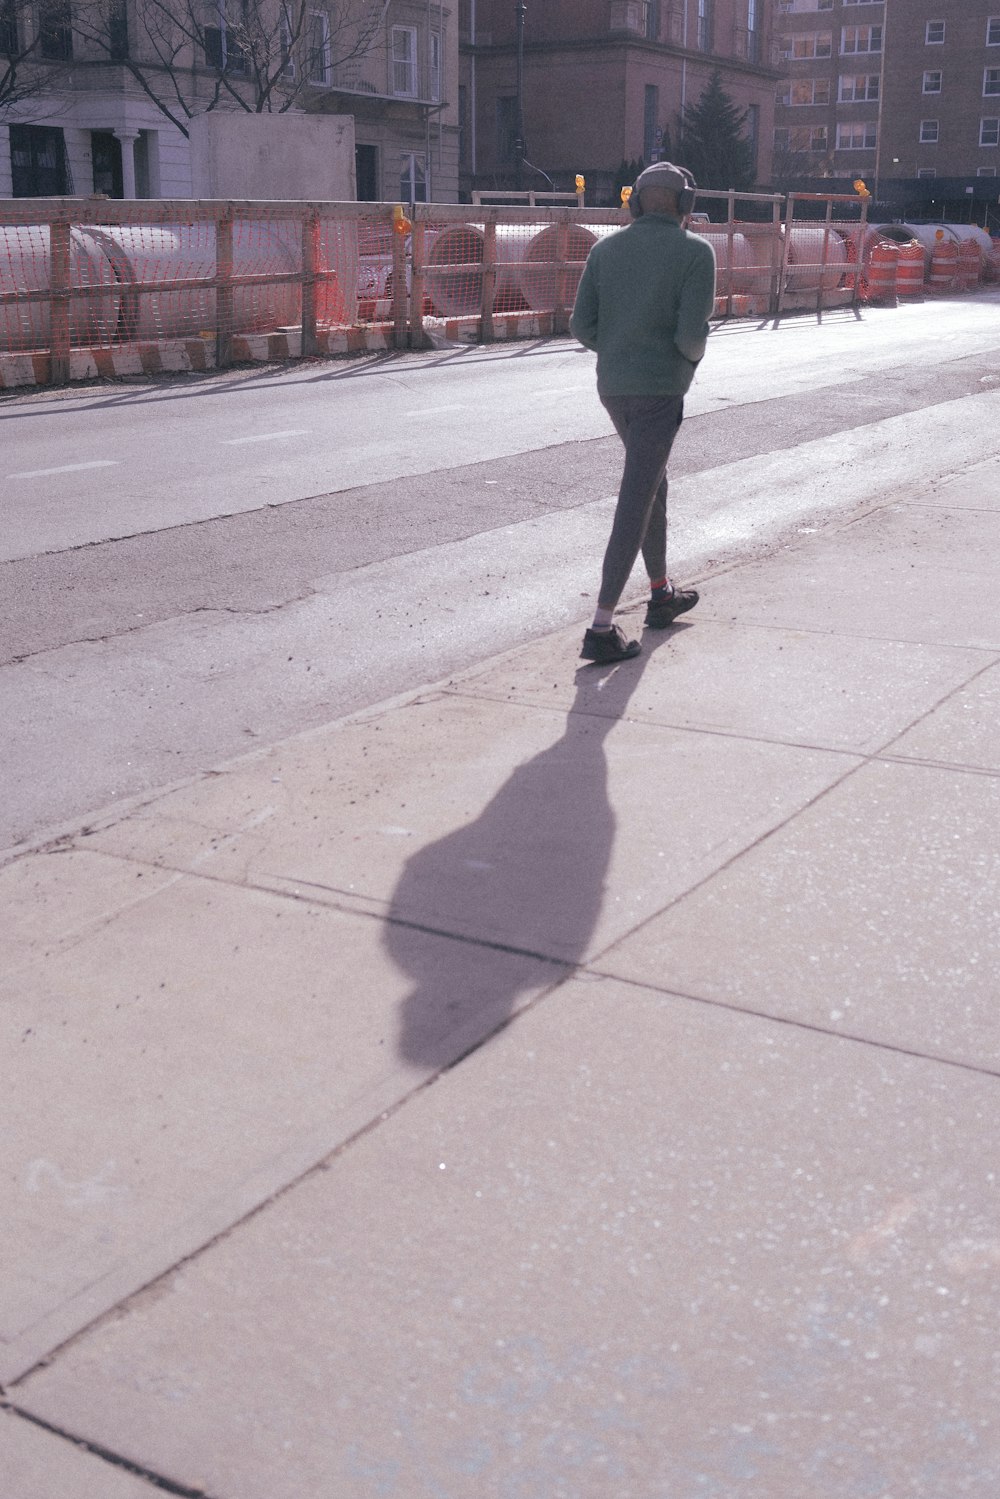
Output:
top-left (1, 1400), bottom-right (217, 1496)
top-left (5, 593), bottom-right (321, 669)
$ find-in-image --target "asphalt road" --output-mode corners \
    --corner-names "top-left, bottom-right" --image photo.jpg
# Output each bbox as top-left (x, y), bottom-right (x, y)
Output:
top-left (3, 292), bottom-right (1000, 851)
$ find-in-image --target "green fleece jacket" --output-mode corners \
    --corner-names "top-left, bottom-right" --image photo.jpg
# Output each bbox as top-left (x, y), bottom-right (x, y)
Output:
top-left (570, 214), bottom-right (717, 397)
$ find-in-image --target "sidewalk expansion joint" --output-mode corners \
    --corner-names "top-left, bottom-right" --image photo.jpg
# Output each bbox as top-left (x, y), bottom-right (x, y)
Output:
top-left (48, 842), bottom-right (583, 974)
top-left (441, 682), bottom-right (882, 759)
top-left (593, 970), bottom-right (1000, 1083)
top-left (0, 1400), bottom-right (217, 1497)
top-left (0, 966), bottom-right (578, 1385)
top-left (585, 754), bottom-right (871, 968)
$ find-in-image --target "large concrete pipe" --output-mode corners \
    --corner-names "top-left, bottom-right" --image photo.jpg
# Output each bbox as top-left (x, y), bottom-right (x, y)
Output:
top-left (783, 225), bottom-right (847, 291)
top-left (0, 225), bottom-right (120, 352)
top-left (85, 223), bottom-right (303, 339)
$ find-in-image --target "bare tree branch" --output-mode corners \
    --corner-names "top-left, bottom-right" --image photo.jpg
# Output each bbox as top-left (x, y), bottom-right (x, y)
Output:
top-left (68, 0), bottom-right (390, 138)
top-left (0, 0), bottom-right (74, 114)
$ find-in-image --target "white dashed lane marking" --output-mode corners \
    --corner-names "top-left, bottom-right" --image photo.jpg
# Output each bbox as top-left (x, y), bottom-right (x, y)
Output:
top-left (403, 405), bottom-right (466, 418)
top-left (221, 430), bottom-right (311, 445)
top-left (9, 460), bottom-right (120, 479)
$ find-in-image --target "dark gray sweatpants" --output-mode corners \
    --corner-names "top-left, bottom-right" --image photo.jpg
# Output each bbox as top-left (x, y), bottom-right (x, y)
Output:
top-left (597, 393), bottom-right (685, 610)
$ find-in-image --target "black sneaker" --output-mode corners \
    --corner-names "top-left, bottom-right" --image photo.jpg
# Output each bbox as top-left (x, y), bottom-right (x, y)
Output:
top-left (645, 587), bottom-right (699, 630)
top-left (579, 624), bottom-right (642, 663)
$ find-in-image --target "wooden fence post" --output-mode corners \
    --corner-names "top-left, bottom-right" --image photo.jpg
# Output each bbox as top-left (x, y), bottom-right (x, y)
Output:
top-left (553, 216), bottom-right (570, 333)
top-left (49, 217), bottom-right (71, 386)
top-left (301, 212), bottom-right (319, 357)
top-left (216, 209), bottom-right (234, 369)
top-left (481, 217), bottom-right (497, 342)
top-left (407, 216), bottom-right (425, 349)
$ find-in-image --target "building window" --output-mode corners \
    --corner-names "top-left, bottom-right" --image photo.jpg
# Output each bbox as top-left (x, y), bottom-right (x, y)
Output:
top-left (308, 11), bottom-right (331, 85)
top-left (646, 0), bottom-right (661, 40)
top-left (428, 29), bottom-right (441, 101)
top-left (10, 123), bottom-right (72, 195)
top-left (778, 0), bottom-right (832, 10)
top-left (782, 78), bottom-right (832, 105)
top-left (205, 5), bottom-right (250, 76)
top-left (841, 25), bottom-right (881, 55)
top-left (919, 119), bottom-right (939, 143)
top-left (836, 122), bottom-right (877, 150)
top-left (643, 84), bottom-right (659, 161)
top-left (985, 68), bottom-right (1000, 96)
top-left (391, 25), bottom-right (418, 97)
top-left (609, 1), bottom-right (648, 32)
top-left (279, 9), bottom-right (294, 76)
top-left (977, 166), bottom-right (997, 175)
top-left (775, 125), bottom-right (829, 152)
top-left (779, 32), bottom-right (832, 59)
top-left (922, 70), bottom-right (942, 94)
top-left (746, 0), bottom-right (759, 60)
top-left (399, 153), bottom-right (426, 203)
top-left (838, 73), bottom-right (878, 102)
top-left (981, 117), bottom-right (1000, 146)
top-left (916, 167), bottom-right (936, 178)
top-left (39, 0), bottom-right (73, 59)
top-left (107, 0), bottom-right (128, 59)
top-left (989, 19), bottom-right (1000, 46)
top-left (1, 0), bottom-right (17, 54)
top-left (695, 0), bottom-right (710, 52)
top-left (925, 20), bottom-right (944, 45)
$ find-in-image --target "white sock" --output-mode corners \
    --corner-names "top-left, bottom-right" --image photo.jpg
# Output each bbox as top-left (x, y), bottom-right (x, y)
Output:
top-left (591, 606), bottom-right (614, 631)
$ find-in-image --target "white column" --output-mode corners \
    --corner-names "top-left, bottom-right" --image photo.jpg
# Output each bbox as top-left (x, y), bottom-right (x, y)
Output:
top-left (114, 131), bottom-right (139, 199)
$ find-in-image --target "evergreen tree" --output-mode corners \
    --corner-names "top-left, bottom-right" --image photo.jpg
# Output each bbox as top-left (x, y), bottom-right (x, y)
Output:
top-left (678, 70), bottom-right (756, 191)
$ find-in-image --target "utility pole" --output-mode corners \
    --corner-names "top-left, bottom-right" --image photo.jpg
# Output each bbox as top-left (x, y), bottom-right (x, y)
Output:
top-left (514, 0), bottom-right (526, 190)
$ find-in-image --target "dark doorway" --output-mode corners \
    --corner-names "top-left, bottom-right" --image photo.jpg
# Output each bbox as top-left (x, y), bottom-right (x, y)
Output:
top-left (9, 125), bottom-right (72, 196)
top-left (91, 131), bottom-right (124, 198)
top-left (355, 143), bottom-right (379, 201)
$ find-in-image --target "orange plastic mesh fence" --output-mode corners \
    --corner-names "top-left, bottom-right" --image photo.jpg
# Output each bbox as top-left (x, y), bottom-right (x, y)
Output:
top-left (416, 216), bottom-right (612, 323)
top-left (0, 207), bottom-right (395, 353)
top-left (1, 197), bottom-right (887, 365)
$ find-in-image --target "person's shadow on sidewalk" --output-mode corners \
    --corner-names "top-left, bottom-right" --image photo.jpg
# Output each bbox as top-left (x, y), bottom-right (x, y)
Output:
top-left (384, 641), bottom-right (659, 1070)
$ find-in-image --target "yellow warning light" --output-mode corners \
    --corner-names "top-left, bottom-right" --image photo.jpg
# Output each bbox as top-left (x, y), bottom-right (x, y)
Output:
top-left (935, 227), bottom-right (946, 240)
top-left (392, 204), bottom-right (412, 235)
top-left (853, 179), bottom-right (872, 199)
top-left (621, 185), bottom-right (633, 204)
top-left (575, 175), bottom-right (585, 193)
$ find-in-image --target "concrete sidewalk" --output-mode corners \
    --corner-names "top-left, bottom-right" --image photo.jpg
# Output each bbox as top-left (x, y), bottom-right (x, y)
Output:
top-left (3, 453), bottom-right (1000, 1498)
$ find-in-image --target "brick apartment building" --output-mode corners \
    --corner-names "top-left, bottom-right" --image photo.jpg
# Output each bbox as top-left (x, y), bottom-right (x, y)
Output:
top-left (459, 0), bottom-right (781, 204)
top-left (774, 0), bottom-right (1000, 224)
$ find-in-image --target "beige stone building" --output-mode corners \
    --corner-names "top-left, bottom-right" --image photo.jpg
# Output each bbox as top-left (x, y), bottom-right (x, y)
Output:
top-left (2, 0), bottom-right (459, 201)
top-left (459, 0), bottom-right (780, 204)
top-left (773, 0), bottom-right (1000, 222)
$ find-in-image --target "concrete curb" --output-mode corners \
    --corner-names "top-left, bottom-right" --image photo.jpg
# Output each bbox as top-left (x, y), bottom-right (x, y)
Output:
top-left (0, 315), bottom-right (568, 391)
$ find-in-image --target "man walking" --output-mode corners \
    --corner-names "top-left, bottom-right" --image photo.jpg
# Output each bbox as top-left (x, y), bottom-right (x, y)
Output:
top-left (570, 161), bottom-right (716, 663)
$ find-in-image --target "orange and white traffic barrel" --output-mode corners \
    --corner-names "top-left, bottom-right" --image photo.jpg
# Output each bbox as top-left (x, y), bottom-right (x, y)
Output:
top-left (956, 239), bottom-right (982, 290)
top-left (895, 240), bottom-right (925, 297)
top-left (928, 233), bottom-right (958, 293)
top-left (713, 294), bottom-right (752, 318)
top-left (864, 237), bottom-right (898, 305)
